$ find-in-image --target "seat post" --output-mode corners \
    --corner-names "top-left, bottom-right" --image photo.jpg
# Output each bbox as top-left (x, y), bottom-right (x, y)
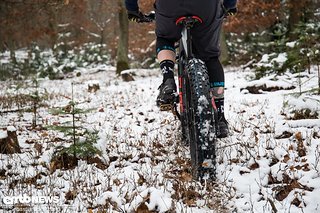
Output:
top-left (176, 16), bottom-right (203, 59)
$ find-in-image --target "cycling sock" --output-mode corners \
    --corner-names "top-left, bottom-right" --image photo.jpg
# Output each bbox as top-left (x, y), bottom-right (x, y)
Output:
top-left (210, 86), bottom-right (225, 117)
top-left (160, 60), bottom-right (175, 82)
top-left (215, 98), bottom-right (225, 115)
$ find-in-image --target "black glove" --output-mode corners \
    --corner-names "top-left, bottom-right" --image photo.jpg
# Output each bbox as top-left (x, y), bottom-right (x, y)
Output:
top-left (222, 4), bottom-right (237, 17)
top-left (226, 7), bottom-right (237, 16)
top-left (127, 10), bottom-right (152, 23)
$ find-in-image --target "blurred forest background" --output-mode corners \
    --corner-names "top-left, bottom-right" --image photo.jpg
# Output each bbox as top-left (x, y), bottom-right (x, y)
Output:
top-left (0, 0), bottom-right (319, 80)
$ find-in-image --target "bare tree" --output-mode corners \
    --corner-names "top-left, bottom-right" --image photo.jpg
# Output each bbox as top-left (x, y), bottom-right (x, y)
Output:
top-left (116, 0), bottom-right (130, 75)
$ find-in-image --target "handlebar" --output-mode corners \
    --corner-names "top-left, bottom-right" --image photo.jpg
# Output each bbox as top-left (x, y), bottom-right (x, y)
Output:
top-left (140, 7), bottom-right (235, 24)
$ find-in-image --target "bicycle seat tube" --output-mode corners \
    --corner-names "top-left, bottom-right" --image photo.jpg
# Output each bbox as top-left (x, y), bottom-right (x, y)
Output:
top-left (176, 16), bottom-right (203, 60)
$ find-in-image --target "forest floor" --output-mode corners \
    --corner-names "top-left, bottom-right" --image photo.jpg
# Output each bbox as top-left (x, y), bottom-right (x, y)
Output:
top-left (0, 64), bottom-right (320, 212)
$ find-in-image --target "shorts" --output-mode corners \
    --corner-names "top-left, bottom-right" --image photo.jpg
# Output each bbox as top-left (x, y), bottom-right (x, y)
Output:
top-left (155, 0), bottom-right (225, 60)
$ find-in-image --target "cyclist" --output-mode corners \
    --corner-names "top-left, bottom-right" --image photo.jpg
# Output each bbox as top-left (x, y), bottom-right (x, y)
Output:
top-left (125, 0), bottom-right (237, 138)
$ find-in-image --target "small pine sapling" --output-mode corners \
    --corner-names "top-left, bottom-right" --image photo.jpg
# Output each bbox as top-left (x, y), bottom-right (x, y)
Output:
top-left (49, 83), bottom-right (101, 171)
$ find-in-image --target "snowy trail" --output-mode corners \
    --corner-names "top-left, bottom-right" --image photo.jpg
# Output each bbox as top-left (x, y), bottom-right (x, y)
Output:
top-left (0, 66), bottom-right (319, 212)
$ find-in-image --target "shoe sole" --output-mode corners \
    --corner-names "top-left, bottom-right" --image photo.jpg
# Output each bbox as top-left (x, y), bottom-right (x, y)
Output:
top-left (159, 103), bottom-right (174, 111)
top-left (217, 130), bottom-right (229, 138)
top-left (217, 133), bottom-right (228, 138)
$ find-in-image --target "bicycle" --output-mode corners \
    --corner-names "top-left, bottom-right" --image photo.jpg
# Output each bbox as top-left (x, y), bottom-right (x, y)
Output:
top-left (175, 16), bottom-right (218, 179)
top-left (143, 13), bottom-right (218, 180)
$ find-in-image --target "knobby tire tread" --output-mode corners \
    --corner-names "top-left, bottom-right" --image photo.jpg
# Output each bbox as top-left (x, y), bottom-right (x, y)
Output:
top-left (186, 59), bottom-right (216, 179)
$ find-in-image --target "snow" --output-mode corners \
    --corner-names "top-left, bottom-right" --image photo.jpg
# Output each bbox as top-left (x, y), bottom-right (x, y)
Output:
top-left (0, 130), bottom-right (8, 139)
top-left (7, 126), bottom-right (16, 132)
top-left (286, 41), bottom-right (297, 48)
top-left (0, 52), bottom-right (320, 212)
top-left (146, 188), bottom-right (173, 212)
top-left (257, 53), bottom-right (288, 68)
top-left (271, 53), bottom-right (287, 64)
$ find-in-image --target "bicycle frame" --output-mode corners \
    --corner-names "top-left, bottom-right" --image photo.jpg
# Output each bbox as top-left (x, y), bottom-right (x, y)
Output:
top-left (176, 16), bottom-right (203, 114)
top-left (139, 14), bottom-right (218, 179)
top-left (176, 16), bottom-right (215, 178)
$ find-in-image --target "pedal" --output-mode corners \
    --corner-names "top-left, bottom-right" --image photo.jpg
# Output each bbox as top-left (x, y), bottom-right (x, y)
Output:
top-left (159, 104), bottom-right (173, 111)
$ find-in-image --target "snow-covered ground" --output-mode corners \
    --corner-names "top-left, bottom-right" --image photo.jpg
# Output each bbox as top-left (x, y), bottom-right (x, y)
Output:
top-left (0, 64), bottom-right (319, 212)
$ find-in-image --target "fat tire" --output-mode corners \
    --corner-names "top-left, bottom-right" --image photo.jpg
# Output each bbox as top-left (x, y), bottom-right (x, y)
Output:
top-left (186, 59), bottom-right (216, 179)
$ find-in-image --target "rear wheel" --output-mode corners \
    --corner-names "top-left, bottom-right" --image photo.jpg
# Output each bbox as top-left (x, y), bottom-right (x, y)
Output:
top-left (185, 59), bottom-right (216, 179)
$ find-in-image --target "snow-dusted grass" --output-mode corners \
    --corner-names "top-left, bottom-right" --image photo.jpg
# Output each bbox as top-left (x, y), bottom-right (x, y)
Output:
top-left (0, 63), bottom-right (319, 212)
top-left (218, 67), bottom-right (320, 213)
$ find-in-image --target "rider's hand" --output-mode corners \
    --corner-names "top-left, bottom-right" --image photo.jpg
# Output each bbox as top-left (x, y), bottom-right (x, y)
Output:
top-left (127, 10), bottom-right (152, 23)
top-left (226, 7), bottom-right (237, 16)
top-left (222, 2), bottom-right (238, 17)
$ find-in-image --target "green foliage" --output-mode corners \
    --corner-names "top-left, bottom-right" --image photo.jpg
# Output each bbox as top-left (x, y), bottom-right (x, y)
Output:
top-left (53, 130), bottom-right (101, 159)
top-left (48, 84), bottom-right (101, 162)
top-left (0, 42), bottom-right (111, 81)
top-left (30, 78), bottom-right (42, 128)
top-left (226, 32), bottom-right (267, 64)
top-left (285, 22), bottom-right (320, 71)
top-left (253, 52), bottom-right (288, 79)
top-left (0, 63), bottom-right (16, 80)
top-left (226, 21), bottom-right (288, 66)
top-left (253, 20), bottom-right (320, 79)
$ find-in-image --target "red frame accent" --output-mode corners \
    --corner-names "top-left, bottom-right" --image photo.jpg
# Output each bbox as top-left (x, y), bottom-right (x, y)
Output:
top-left (179, 76), bottom-right (183, 112)
top-left (211, 97), bottom-right (217, 111)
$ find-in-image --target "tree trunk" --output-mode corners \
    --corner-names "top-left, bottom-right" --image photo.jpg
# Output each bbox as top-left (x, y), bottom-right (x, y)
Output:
top-left (317, 64), bottom-right (320, 95)
top-left (48, 4), bottom-right (59, 51)
top-left (287, 0), bottom-right (309, 41)
top-left (116, 0), bottom-right (130, 75)
top-left (7, 40), bottom-right (17, 64)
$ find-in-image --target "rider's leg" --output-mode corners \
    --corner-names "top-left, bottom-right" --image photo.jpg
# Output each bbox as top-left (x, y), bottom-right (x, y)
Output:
top-left (155, 37), bottom-right (178, 107)
top-left (157, 50), bottom-right (176, 83)
top-left (206, 58), bottom-right (229, 138)
top-left (158, 49), bottom-right (175, 62)
top-left (188, 0), bottom-right (228, 137)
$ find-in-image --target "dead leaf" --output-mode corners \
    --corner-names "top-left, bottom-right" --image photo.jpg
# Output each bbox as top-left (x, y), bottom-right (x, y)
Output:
top-left (291, 197), bottom-right (301, 207)
top-left (302, 163), bottom-right (310, 171)
top-left (295, 132), bottom-right (302, 142)
top-left (249, 162), bottom-right (260, 170)
top-left (230, 158), bottom-right (240, 164)
top-left (41, 131), bottom-right (49, 137)
top-left (295, 165), bottom-right (302, 170)
top-left (297, 141), bottom-right (306, 157)
top-left (180, 172), bottom-right (192, 182)
top-left (240, 170), bottom-right (250, 175)
top-left (138, 173), bottom-right (146, 186)
top-left (136, 202), bottom-right (150, 213)
top-left (113, 178), bottom-right (121, 186)
top-left (288, 145), bottom-right (294, 150)
top-left (283, 154), bottom-right (290, 163)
